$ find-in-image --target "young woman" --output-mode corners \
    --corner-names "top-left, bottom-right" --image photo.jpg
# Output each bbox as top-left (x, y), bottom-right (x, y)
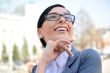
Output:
top-left (32, 4), bottom-right (102, 73)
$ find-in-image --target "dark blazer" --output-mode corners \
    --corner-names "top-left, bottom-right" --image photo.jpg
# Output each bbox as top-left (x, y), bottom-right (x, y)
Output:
top-left (32, 48), bottom-right (102, 73)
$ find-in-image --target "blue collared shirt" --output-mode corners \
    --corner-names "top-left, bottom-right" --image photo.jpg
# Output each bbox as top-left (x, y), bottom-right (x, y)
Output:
top-left (33, 46), bottom-right (72, 73)
top-left (45, 51), bottom-right (69, 73)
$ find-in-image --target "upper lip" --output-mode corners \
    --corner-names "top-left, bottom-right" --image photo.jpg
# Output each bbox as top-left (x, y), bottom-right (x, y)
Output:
top-left (54, 26), bottom-right (69, 31)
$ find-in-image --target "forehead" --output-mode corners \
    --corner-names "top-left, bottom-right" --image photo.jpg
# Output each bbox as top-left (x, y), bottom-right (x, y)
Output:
top-left (48, 7), bottom-right (69, 14)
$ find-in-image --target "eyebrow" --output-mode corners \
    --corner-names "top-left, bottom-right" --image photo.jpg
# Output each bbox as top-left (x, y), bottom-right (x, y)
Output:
top-left (48, 12), bottom-right (70, 15)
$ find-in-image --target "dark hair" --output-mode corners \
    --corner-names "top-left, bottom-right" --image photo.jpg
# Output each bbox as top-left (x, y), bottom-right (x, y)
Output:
top-left (37, 4), bottom-right (65, 47)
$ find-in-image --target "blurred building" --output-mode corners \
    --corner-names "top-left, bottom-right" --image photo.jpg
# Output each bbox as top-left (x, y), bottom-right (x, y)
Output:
top-left (0, 3), bottom-right (42, 67)
top-left (0, 0), bottom-right (34, 15)
top-left (98, 28), bottom-right (110, 54)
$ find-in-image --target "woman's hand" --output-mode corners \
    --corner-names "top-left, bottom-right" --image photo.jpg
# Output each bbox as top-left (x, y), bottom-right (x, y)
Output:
top-left (39, 38), bottom-right (73, 64)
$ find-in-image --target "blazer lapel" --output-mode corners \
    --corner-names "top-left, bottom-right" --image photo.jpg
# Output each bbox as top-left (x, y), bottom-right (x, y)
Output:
top-left (62, 66), bottom-right (73, 73)
top-left (63, 47), bottom-right (80, 73)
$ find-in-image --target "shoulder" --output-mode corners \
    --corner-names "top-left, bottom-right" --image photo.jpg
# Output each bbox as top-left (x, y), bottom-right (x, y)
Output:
top-left (71, 47), bottom-right (101, 61)
top-left (80, 49), bottom-right (100, 58)
top-left (79, 49), bottom-right (101, 64)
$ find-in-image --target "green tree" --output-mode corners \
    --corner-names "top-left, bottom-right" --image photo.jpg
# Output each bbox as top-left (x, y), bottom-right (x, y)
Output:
top-left (32, 45), bottom-right (37, 55)
top-left (13, 43), bottom-right (21, 61)
top-left (1, 43), bottom-right (8, 62)
top-left (22, 38), bottom-right (29, 61)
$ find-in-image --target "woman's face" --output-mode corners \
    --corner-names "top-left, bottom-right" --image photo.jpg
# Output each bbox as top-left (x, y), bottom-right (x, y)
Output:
top-left (38, 7), bottom-right (74, 42)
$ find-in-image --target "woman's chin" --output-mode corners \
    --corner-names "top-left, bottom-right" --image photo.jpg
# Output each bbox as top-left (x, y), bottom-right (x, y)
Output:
top-left (53, 35), bottom-right (71, 40)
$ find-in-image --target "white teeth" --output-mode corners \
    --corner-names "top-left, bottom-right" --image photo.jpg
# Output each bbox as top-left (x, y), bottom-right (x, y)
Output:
top-left (56, 27), bottom-right (67, 31)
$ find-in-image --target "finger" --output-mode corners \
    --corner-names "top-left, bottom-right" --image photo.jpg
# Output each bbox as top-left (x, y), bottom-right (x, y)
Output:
top-left (63, 45), bottom-right (73, 56)
top-left (58, 43), bottom-right (73, 56)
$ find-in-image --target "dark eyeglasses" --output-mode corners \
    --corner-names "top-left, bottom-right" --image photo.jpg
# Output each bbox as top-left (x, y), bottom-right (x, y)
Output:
top-left (45, 13), bottom-right (75, 23)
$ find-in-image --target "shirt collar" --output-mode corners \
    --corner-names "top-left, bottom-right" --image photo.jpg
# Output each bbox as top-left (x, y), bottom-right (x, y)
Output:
top-left (55, 46), bottom-right (72, 67)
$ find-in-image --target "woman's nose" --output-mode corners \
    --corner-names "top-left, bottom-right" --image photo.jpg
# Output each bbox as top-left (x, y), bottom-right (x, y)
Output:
top-left (58, 16), bottom-right (66, 23)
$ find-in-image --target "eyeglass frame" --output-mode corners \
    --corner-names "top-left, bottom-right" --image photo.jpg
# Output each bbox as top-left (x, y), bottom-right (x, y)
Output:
top-left (45, 13), bottom-right (75, 24)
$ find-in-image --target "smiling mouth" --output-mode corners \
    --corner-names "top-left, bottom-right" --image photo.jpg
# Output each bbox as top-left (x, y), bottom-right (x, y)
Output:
top-left (55, 27), bottom-right (68, 32)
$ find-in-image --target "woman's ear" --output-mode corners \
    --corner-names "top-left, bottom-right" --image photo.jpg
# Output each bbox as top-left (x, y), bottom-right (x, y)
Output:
top-left (37, 28), bottom-right (43, 38)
